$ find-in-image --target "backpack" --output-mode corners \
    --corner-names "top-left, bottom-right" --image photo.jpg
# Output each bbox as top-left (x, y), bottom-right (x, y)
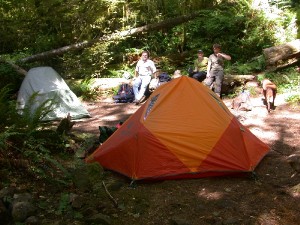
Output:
top-left (158, 73), bottom-right (171, 83)
top-left (149, 73), bottom-right (171, 92)
top-left (98, 122), bottom-right (122, 143)
top-left (113, 83), bottom-right (134, 103)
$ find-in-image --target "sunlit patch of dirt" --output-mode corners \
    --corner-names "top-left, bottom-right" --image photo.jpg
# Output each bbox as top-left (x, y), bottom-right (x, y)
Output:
top-left (70, 92), bottom-right (300, 225)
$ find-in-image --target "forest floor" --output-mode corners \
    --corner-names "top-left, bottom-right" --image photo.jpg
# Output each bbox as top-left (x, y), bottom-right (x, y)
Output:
top-left (2, 90), bottom-right (300, 225)
top-left (69, 91), bottom-right (300, 225)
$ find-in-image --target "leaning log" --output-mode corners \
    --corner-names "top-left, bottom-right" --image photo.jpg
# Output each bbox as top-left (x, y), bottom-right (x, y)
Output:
top-left (17, 13), bottom-right (202, 64)
top-left (263, 39), bottom-right (300, 70)
top-left (0, 58), bottom-right (27, 76)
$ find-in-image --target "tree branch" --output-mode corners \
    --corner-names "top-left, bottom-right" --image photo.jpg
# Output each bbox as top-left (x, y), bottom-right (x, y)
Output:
top-left (17, 13), bottom-right (202, 64)
top-left (0, 58), bottom-right (27, 76)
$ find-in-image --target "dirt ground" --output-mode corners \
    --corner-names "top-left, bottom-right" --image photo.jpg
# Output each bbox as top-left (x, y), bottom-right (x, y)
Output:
top-left (70, 91), bottom-right (300, 225)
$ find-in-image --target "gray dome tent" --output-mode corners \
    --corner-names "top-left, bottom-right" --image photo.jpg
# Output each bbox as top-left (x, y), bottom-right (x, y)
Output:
top-left (17, 66), bottom-right (90, 121)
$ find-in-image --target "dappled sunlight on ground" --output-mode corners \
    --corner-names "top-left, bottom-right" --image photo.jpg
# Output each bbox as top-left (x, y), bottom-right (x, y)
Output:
top-left (224, 93), bottom-right (300, 149)
top-left (197, 188), bottom-right (224, 200)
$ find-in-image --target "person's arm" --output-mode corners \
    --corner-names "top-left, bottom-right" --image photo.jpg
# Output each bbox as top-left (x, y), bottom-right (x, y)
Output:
top-left (134, 62), bottom-right (139, 78)
top-left (150, 61), bottom-right (157, 78)
top-left (193, 60), bottom-right (197, 72)
top-left (206, 60), bottom-right (212, 77)
top-left (218, 53), bottom-right (231, 60)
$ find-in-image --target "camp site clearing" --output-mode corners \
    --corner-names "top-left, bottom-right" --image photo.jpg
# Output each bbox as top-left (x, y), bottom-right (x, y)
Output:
top-left (69, 81), bottom-right (300, 225)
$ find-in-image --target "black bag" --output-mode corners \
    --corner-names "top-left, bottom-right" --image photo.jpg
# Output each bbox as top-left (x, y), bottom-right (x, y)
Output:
top-left (188, 67), bottom-right (196, 77)
top-left (99, 126), bottom-right (117, 143)
top-left (113, 83), bottom-right (134, 103)
top-left (158, 73), bottom-right (171, 83)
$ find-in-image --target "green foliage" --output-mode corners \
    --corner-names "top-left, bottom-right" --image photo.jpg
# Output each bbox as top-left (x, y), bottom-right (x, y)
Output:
top-left (68, 79), bottom-right (98, 101)
top-left (0, 0), bottom-right (298, 82)
top-left (17, 92), bottom-right (58, 130)
top-left (227, 56), bottom-right (266, 74)
top-left (0, 86), bottom-right (13, 129)
top-left (0, 62), bottom-right (23, 91)
top-left (258, 67), bottom-right (300, 94)
top-left (57, 193), bottom-right (71, 215)
top-left (285, 93), bottom-right (300, 105)
top-left (157, 56), bottom-right (177, 73)
top-left (0, 86), bottom-right (70, 182)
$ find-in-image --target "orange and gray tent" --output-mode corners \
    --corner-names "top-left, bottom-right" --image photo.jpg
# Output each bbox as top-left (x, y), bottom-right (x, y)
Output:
top-left (87, 76), bottom-right (270, 180)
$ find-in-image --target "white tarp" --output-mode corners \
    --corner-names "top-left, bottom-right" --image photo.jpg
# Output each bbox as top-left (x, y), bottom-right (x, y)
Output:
top-left (17, 66), bottom-right (90, 121)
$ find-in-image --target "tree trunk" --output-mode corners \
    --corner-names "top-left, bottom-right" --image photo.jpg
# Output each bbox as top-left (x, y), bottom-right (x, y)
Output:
top-left (222, 74), bottom-right (256, 94)
top-left (0, 58), bottom-right (27, 76)
top-left (263, 39), bottom-right (300, 70)
top-left (17, 13), bottom-right (202, 64)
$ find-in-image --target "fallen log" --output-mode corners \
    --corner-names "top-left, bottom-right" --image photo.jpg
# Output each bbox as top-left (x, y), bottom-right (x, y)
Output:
top-left (89, 75), bottom-right (257, 95)
top-left (263, 39), bottom-right (300, 70)
top-left (0, 58), bottom-right (27, 76)
top-left (17, 13), bottom-right (202, 64)
top-left (222, 74), bottom-right (256, 94)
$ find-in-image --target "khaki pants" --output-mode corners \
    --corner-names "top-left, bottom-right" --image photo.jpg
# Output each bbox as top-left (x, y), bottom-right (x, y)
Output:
top-left (204, 70), bottom-right (224, 96)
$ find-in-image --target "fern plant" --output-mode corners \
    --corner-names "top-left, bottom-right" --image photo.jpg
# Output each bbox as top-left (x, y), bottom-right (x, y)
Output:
top-left (16, 92), bottom-right (58, 131)
top-left (0, 86), bottom-right (70, 182)
top-left (69, 79), bottom-right (98, 101)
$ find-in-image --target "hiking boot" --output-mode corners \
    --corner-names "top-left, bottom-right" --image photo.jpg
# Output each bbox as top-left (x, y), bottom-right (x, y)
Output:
top-left (133, 99), bottom-right (140, 105)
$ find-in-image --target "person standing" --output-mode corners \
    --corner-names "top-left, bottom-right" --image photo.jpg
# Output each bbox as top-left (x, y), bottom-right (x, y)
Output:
top-left (205, 44), bottom-right (231, 97)
top-left (191, 50), bottom-right (208, 82)
top-left (133, 50), bottom-right (157, 104)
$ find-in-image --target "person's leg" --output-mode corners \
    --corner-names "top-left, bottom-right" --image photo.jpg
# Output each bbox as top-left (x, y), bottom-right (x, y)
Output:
top-left (133, 76), bottom-right (142, 100)
top-left (204, 71), bottom-right (214, 88)
top-left (214, 70), bottom-right (224, 97)
top-left (192, 72), bottom-right (201, 81)
top-left (198, 71), bottom-right (207, 82)
top-left (136, 75), bottom-right (152, 101)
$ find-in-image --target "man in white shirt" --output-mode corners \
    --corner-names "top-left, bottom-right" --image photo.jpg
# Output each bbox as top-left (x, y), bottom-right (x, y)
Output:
top-left (133, 50), bottom-right (157, 104)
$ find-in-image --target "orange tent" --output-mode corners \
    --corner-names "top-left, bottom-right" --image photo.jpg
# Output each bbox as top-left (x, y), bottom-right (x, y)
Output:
top-left (87, 76), bottom-right (269, 180)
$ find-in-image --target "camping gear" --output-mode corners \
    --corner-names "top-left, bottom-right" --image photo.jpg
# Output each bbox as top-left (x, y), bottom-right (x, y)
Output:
top-left (17, 66), bottom-right (90, 121)
top-left (113, 83), bottom-right (134, 103)
top-left (99, 122), bottom-right (123, 143)
top-left (231, 90), bottom-right (253, 111)
top-left (149, 78), bottom-right (159, 92)
top-left (87, 76), bottom-right (270, 180)
top-left (149, 72), bottom-right (171, 92)
top-left (158, 72), bottom-right (171, 83)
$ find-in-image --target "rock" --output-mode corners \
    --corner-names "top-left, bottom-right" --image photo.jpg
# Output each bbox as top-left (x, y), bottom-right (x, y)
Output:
top-left (13, 193), bottom-right (33, 203)
top-left (71, 163), bottom-right (104, 192)
top-left (288, 183), bottom-right (300, 197)
top-left (69, 193), bottom-right (86, 209)
top-left (0, 187), bottom-right (16, 199)
top-left (12, 201), bottom-right (35, 222)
